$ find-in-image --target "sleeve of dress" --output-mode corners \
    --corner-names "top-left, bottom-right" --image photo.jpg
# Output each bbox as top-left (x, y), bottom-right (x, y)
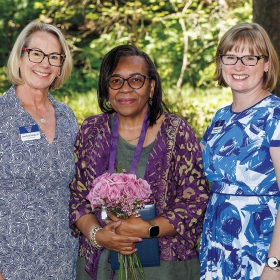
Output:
top-left (161, 118), bottom-right (209, 241)
top-left (267, 107), bottom-right (280, 147)
top-left (69, 121), bottom-right (93, 237)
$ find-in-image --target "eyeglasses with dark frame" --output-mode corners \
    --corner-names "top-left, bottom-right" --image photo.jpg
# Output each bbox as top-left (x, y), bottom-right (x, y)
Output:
top-left (220, 54), bottom-right (267, 66)
top-left (22, 47), bottom-right (66, 67)
top-left (109, 74), bottom-right (150, 90)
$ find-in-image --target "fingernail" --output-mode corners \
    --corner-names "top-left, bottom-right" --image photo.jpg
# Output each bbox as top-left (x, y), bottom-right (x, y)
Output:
top-left (139, 238), bottom-right (143, 242)
top-left (135, 248), bottom-right (138, 252)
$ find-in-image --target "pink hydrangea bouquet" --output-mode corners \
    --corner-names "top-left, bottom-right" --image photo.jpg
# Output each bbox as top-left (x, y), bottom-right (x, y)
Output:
top-left (86, 172), bottom-right (152, 280)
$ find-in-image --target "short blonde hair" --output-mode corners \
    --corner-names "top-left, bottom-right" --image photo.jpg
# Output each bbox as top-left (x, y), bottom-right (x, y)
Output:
top-left (214, 22), bottom-right (279, 92)
top-left (6, 20), bottom-right (73, 90)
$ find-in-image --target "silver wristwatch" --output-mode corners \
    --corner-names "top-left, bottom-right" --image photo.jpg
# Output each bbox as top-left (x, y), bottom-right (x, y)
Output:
top-left (266, 257), bottom-right (280, 271)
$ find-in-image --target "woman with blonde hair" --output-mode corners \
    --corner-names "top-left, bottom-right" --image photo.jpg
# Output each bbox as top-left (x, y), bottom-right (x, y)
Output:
top-left (199, 22), bottom-right (280, 280)
top-left (0, 20), bottom-right (78, 280)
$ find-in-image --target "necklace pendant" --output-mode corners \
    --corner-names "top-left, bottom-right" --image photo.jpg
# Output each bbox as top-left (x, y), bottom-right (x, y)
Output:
top-left (40, 118), bottom-right (47, 124)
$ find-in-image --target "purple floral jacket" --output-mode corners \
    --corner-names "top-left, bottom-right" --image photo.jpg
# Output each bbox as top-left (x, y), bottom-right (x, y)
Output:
top-left (69, 112), bottom-right (209, 279)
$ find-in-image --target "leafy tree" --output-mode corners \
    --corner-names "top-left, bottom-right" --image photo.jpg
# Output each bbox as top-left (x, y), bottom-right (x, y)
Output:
top-left (253, 0), bottom-right (280, 96)
top-left (0, 0), bottom-right (44, 65)
top-left (0, 0), bottom-right (253, 139)
top-left (0, 0), bottom-right (252, 97)
top-left (0, 0), bottom-right (43, 89)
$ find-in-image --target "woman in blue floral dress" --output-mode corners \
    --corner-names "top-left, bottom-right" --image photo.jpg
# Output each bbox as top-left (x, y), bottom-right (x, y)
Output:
top-left (199, 22), bottom-right (280, 280)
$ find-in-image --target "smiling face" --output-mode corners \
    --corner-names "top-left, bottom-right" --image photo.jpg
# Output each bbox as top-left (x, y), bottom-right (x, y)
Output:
top-left (108, 56), bottom-right (155, 119)
top-left (19, 31), bottom-right (62, 92)
top-left (221, 42), bottom-right (270, 95)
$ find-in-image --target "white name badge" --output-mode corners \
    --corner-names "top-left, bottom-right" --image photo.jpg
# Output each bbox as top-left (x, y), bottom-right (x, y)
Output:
top-left (19, 124), bottom-right (41, 141)
top-left (211, 120), bottom-right (225, 134)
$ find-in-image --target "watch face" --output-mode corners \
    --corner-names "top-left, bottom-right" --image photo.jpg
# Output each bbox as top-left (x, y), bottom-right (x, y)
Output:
top-left (149, 225), bottom-right (159, 237)
top-left (267, 257), bottom-right (279, 268)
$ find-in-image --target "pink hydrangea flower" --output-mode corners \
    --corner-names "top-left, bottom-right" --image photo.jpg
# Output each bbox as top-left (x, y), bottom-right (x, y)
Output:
top-left (86, 172), bottom-right (152, 218)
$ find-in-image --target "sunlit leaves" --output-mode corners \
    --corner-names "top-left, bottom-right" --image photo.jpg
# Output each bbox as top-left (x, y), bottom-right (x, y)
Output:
top-left (0, 0), bottom-right (252, 97)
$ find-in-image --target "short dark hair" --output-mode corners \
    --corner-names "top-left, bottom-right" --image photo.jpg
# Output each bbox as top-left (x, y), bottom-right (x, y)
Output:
top-left (97, 44), bottom-right (168, 126)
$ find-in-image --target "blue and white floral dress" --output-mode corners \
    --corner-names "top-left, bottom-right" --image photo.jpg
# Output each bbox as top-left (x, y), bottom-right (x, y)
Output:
top-left (199, 95), bottom-right (280, 280)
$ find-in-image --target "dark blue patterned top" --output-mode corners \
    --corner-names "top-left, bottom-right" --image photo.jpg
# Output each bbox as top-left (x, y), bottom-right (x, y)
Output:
top-left (0, 86), bottom-right (79, 280)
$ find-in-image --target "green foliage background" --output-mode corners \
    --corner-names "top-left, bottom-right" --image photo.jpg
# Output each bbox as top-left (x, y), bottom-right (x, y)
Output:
top-left (0, 0), bottom-right (252, 140)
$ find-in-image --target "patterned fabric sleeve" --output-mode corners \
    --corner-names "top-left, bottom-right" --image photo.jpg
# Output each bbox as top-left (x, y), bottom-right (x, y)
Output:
top-left (69, 115), bottom-right (111, 237)
top-left (161, 118), bottom-right (209, 242)
top-left (268, 107), bottom-right (280, 147)
top-left (69, 119), bottom-right (93, 237)
top-left (144, 114), bottom-right (209, 259)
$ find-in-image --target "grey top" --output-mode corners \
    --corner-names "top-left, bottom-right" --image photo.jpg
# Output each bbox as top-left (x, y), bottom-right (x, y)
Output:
top-left (116, 134), bottom-right (153, 178)
top-left (0, 85), bottom-right (79, 280)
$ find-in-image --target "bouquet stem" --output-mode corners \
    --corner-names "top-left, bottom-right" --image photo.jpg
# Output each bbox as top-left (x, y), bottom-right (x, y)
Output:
top-left (118, 253), bottom-right (145, 280)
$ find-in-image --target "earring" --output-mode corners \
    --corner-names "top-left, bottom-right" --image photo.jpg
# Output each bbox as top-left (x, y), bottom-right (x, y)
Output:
top-left (149, 97), bottom-right (153, 106)
top-left (105, 99), bottom-right (110, 105)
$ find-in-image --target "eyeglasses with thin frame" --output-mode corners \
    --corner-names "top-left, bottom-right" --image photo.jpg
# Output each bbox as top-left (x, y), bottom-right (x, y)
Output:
top-left (109, 74), bottom-right (150, 90)
top-left (22, 47), bottom-right (66, 67)
top-left (220, 54), bottom-right (266, 66)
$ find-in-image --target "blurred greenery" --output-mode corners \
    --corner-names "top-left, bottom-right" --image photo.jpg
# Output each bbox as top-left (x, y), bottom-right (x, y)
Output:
top-left (0, 0), bottom-right (252, 139)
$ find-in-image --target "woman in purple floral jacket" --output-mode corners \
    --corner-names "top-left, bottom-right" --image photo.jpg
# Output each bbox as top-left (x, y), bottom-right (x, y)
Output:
top-left (69, 45), bottom-right (209, 280)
